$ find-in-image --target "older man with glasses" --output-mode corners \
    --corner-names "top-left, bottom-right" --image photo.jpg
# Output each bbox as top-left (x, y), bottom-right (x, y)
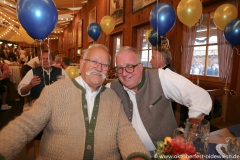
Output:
top-left (0, 44), bottom-right (150, 160)
top-left (106, 46), bottom-right (212, 156)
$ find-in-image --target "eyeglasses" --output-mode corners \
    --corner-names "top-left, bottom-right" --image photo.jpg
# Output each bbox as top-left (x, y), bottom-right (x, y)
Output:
top-left (83, 59), bottom-right (110, 71)
top-left (115, 63), bottom-right (141, 74)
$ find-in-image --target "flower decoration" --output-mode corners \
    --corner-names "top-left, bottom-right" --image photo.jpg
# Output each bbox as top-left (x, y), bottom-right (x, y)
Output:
top-left (154, 136), bottom-right (201, 160)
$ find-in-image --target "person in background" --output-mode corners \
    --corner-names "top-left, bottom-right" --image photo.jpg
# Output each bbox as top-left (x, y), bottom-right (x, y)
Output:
top-left (7, 47), bottom-right (17, 62)
top-left (20, 53), bottom-right (40, 108)
top-left (150, 47), bottom-right (176, 72)
top-left (18, 46), bottom-right (26, 64)
top-left (18, 50), bottom-right (69, 102)
top-left (61, 56), bottom-right (71, 70)
top-left (0, 59), bottom-right (12, 110)
top-left (0, 81), bottom-right (11, 110)
top-left (107, 46), bottom-right (212, 156)
top-left (52, 54), bottom-right (62, 68)
top-left (21, 54), bottom-right (40, 78)
top-left (0, 44), bottom-right (151, 160)
top-left (26, 50), bottom-right (35, 62)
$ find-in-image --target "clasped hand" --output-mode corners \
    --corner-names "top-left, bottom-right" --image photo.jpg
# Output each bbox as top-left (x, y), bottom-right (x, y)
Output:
top-left (30, 75), bottom-right (41, 87)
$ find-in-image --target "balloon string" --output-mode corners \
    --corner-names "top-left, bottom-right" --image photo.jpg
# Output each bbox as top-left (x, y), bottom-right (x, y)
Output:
top-left (39, 40), bottom-right (46, 87)
top-left (47, 37), bottom-right (51, 84)
top-left (156, 0), bottom-right (159, 64)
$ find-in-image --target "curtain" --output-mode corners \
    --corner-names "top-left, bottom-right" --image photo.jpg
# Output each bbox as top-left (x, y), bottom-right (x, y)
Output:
top-left (181, 26), bottom-right (197, 77)
top-left (217, 30), bottom-right (233, 83)
top-left (217, 0), bottom-right (238, 83)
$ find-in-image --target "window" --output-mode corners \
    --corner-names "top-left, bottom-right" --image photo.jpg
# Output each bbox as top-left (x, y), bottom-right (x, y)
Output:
top-left (191, 12), bottom-right (219, 77)
top-left (136, 26), bottom-right (153, 68)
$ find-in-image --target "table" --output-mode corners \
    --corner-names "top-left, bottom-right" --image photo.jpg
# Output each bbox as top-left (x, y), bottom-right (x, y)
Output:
top-left (209, 128), bottom-right (235, 144)
top-left (208, 124), bottom-right (239, 160)
top-left (9, 65), bottom-right (22, 84)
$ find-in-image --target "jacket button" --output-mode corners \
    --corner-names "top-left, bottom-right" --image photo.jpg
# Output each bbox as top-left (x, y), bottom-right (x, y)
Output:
top-left (87, 145), bottom-right (92, 150)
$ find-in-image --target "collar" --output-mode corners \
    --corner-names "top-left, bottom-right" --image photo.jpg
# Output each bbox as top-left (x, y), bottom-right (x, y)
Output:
top-left (137, 68), bottom-right (146, 90)
top-left (123, 85), bottom-right (136, 95)
top-left (75, 76), bottom-right (102, 94)
top-left (42, 67), bottom-right (52, 74)
top-left (121, 68), bottom-right (146, 93)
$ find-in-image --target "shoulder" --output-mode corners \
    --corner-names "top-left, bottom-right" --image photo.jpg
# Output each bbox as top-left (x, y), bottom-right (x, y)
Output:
top-left (2, 63), bottom-right (10, 70)
top-left (2, 63), bottom-right (8, 67)
top-left (32, 67), bottom-right (41, 72)
top-left (108, 79), bottom-right (124, 91)
top-left (102, 87), bottom-right (121, 99)
top-left (52, 66), bottom-right (61, 70)
top-left (101, 87), bottom-right (123, 108)
top-left (45, 79), bottom-right (77, 95)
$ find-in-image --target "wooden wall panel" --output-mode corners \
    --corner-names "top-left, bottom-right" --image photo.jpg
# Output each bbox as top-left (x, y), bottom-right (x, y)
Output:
top-left (60, 0), bottom-right (240, 94)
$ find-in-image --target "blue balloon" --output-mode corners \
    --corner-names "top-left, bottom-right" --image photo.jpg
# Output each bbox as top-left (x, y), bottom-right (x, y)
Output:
top-left (150, 3), bottom-right (176, 36)
top-left (148, 30), bottom-right (161, 46)
top-left (17, 0), bottom-right (58, 40)
top-left (88, 23), bottom-right (102, 41)
top-left (224, 19), bottom-right (240, 46)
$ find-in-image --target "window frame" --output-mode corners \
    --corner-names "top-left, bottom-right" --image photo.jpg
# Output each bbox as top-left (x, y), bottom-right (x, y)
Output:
top-left (135, 24), bottom-right (153, 68)
top-left (110, 31), bottom-right (123, 68)
top-left (186, 3), bottom-right (228, 87)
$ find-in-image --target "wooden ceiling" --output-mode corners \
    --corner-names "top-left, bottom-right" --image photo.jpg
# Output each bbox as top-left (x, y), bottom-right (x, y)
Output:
top-left (0, 0), bottom-right (88, 42)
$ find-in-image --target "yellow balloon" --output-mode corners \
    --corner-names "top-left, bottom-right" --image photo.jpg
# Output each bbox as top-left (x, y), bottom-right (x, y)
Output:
top-left (19, 26), bottom-right (35, 44)
top-left (177, 0), bottom-right (203, 28)
top-left (213, 4), bottom-right (238, 31)
top-left (100, 16), bottom-right (116, 34)
top-left (66, 66), bottom-right (79, 79)
top-left (145, 29), bottom-right (152, 44)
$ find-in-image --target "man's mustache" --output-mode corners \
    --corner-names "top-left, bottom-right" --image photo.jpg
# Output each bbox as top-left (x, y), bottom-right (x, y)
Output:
top-left (86, 70), bottom-right (107, 79)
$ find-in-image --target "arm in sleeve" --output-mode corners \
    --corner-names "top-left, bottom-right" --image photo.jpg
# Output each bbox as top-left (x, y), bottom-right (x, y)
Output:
top-left (158, 68), bottom-right (212, 118)
top-left (0, 86), bottom-right (52, 159)
top-left (2, 64), bottom-right (11, 79)
top-left (17, 70), bottom-right (34, 96)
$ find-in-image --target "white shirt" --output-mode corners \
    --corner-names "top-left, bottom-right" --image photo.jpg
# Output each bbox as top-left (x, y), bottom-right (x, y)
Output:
top-left (27, 57), bottom-right (40, 68)
top-left (18, 68), bottom-right (69, 96)
top-left (124, 87), bottom-right (156, 151)
top-left (106, 68), bottom-right (212, 151)
top-left (75, 76), bottom-right (102, 122)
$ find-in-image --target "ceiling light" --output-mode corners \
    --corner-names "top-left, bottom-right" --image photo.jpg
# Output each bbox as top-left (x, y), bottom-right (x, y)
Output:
top-left (81, 1), bottom-right (88, 3)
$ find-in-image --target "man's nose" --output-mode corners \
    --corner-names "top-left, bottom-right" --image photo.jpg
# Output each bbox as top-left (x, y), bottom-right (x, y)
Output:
top-left (96, 63), bottom-right (103, 70)
top-left (122, 68), bottom-right (128, 76)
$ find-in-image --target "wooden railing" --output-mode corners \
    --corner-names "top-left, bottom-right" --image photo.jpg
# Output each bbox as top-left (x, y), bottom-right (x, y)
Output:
top-left (207, 89), bottom-right (228, 123)
top-left (207, 89), bottom-right (240, 125)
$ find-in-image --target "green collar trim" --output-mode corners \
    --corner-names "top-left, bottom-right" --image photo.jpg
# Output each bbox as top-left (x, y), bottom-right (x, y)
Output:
top-left (71, 78), bottom-right (106, 159)
top-left (137, 68), bottom-right (146, 90)
top-left (71, 79), bottom-right (86, 94)
top-left (71, 78), bottom-right (106, 93)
